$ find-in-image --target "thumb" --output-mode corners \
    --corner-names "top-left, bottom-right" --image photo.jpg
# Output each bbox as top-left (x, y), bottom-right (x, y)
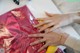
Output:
top-left (45, 12), bottom-right (54, 17)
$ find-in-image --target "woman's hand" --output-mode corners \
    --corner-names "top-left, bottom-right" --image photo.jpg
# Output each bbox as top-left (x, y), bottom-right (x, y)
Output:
top-left (29, 32), bottom-right (68, 52)
top-left (35, 12), bottom-right (72, 32)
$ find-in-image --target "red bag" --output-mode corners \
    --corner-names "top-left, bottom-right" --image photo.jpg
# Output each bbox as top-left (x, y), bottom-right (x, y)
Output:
top-left (0, 6), bottom-right (46, 53)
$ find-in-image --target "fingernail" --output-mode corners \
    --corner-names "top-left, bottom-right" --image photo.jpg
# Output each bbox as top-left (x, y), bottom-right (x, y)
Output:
top-left (30, 43), bottom-right (33, 46)
top-left (33, 25), bottom-right (37, 27)
top-left (39, 29), bottom-right (42, 32)
top-left (30, 43), bottom-right (32, 45)
top-left (38, 30), bottom-right (41, 32)
top-left (38, 50), bottom-right (40, 52)
top-left (28, 35), bottom-right (31, 37)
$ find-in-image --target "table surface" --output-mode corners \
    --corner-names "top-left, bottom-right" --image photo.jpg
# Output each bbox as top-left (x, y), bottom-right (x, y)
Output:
top-left (0, 0), bottom-right (79, 38)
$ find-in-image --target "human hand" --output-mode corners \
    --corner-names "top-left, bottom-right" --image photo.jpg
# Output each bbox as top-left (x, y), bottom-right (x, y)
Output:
top-left (35, 12), bottom-right (72, 32)
top-left (29, 32), bottom-right (68, 52)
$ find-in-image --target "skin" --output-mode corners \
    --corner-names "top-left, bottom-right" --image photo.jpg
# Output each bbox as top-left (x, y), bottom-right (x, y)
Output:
top-left (34, 12), bottom-right (70, 32)
top-left (11, 11), bottom-right (70, 52)
top-left (29, 32), bottom-right (68, 52)
top-left (29, 12), bottom-right (69, 52)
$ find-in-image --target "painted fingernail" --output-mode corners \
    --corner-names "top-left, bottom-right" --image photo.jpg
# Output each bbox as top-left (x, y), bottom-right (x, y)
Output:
top-left (30, 43), bottom-right (32, 45)
top-left (28, 35), bottom-right (32, 37)
top-left (38, 50), bottom-right (40, 52)
top-left (39, 29), bottom-right (43, 32)
top-left (30, 43), bottom-right (33, 45)
top-left (33, 25), bottom-right (37, 27)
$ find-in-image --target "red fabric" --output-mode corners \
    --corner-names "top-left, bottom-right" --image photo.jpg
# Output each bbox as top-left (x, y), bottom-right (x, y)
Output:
top-left (0, 6), bottom-right (46, 53)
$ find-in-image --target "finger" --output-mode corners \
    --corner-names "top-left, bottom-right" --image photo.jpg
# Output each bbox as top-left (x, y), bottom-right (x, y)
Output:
top-left (34, 20), bottom-right (52, 27)
top-left (45, 12), bottom-right (54, 17)
top-left (36, 18), bottom-right (49, 21)
top-left (45, 28), bottom-right (51, 33)
top-left (30, 39), bottom-right (46, 45)
top-left (38, 43), bottom-right (49, 52)
top-left (28, 33), bottom-right (44, 37)
top-left (50, 24), bottom-right (60, 32)
top-left (39, 22), bottom-right (54, 32)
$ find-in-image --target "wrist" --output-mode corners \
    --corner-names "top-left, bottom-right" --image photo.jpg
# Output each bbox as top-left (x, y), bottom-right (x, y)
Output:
top-left (69, 13), bottom-right (80, 23)
top-left (59, 14), bottom-right (73, 27)
top-left (60, 33), bottom-right (69, 45)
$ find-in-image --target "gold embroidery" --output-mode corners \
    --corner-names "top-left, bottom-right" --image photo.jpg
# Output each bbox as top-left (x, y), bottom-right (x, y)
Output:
top-left (0, 24), bottom-right (11, 37)
top-left (11, 11), bottom-right (25, 19)
top-left (0, 24), bottom-right (12, 53)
